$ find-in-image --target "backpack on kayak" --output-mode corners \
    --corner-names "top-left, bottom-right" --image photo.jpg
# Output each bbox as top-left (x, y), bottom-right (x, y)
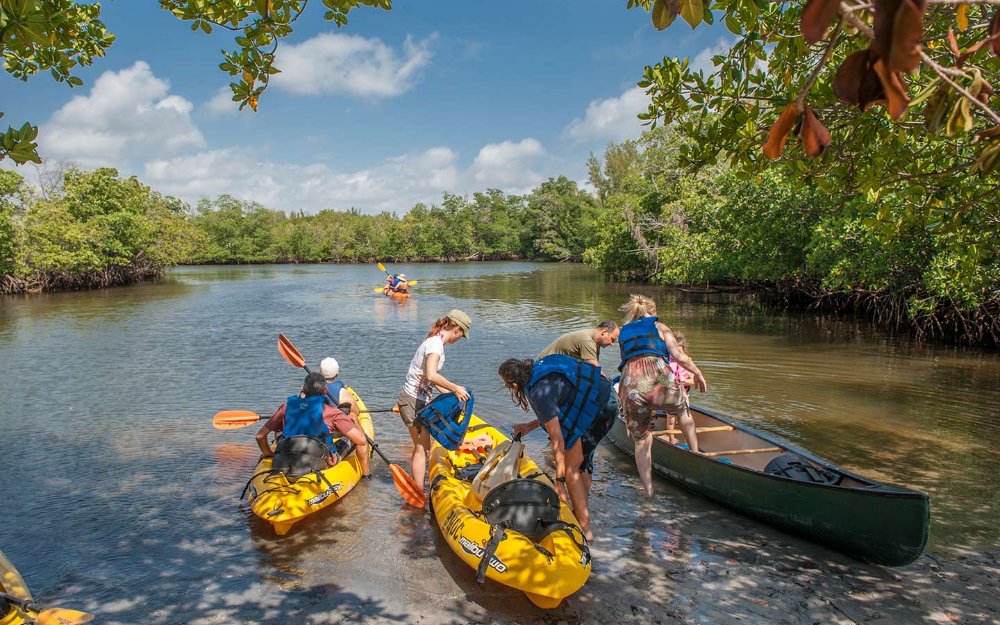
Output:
top-left (764, 453), bottom-right (841, 485)
top-left (416, 391), bottom-right (474, 451)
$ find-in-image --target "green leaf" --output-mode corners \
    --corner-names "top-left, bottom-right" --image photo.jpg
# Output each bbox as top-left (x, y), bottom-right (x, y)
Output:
top-left (680, 0), bottom-right (703, 28)
top-left (651, 0), bottom-right (676, 30)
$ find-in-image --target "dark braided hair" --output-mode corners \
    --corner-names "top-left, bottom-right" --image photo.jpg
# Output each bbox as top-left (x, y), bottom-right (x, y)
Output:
top-left (498, 358), bottom-right (534, 411)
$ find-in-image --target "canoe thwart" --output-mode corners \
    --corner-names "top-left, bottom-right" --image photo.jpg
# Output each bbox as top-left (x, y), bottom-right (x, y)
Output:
top-left (701, 447), bottom-right (783, 458)
top-left (652, 425), bottom-right (734, 436)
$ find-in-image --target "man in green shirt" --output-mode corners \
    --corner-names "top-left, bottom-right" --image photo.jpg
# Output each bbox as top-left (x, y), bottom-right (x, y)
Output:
top-left (537, 321), bottom-right (619, 367)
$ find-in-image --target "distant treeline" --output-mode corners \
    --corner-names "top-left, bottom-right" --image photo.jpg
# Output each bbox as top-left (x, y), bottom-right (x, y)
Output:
top-left (185, 178), bottom-right (597, 264)
top-left (0, 168), bottom-right (598, 294)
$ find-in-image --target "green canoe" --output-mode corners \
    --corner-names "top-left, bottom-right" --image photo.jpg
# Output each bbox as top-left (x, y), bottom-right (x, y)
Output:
top-left (606, 405), bottom-right (930, 566)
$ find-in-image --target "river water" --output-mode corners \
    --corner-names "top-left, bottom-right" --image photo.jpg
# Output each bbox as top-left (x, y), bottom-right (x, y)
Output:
top-left (1, 262), bottom-right (997, 624)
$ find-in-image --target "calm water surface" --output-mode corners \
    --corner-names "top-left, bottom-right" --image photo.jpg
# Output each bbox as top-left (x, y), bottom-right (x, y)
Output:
top-left (1, 262), bottom-right (997, 623)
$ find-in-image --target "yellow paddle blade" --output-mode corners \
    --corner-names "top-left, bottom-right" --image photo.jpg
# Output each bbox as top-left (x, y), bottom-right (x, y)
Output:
top-left (213, 410), bottom-right (265, 429)
top-left (277, 333), bottom-right (305, 368)
top-left (406, 280), bottom-right (417, 286)
top-left (377, 262), bottom-right (386, 273)
top-left (36, 608), bottom-right (95, 625)
top-left (373, 287), bottom-right (387, 293)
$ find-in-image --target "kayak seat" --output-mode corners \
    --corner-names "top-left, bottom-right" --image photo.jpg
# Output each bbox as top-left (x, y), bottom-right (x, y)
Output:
top-left (481, 479), bottom-right (561, 543)
top-left (273, 435), bottom-right (331, 481)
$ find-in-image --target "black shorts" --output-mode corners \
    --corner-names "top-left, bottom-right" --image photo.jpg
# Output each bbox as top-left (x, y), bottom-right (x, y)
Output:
top-left (579, 390), bottom-right (620, 474)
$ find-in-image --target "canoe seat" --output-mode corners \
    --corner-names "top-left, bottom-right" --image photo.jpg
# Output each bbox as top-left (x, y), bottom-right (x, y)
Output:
top-left (702, 447), bottom-right (782, 458)
top-left (652, 425), bottom-right (734, 437)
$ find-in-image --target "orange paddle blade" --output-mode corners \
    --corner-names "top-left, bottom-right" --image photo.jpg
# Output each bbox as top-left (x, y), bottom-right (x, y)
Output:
top-left (36, 608), bottom-right (95, 625)
top-left (277, 333), bottom-right (305, 368)
top-left (213, 410), bottom-right (265, 429)
top-left (390, 464), bottom-right (426, 508)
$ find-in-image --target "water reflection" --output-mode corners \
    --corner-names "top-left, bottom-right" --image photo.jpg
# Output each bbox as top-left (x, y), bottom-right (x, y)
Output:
top-left (1, 262), bottom-right (997, 623)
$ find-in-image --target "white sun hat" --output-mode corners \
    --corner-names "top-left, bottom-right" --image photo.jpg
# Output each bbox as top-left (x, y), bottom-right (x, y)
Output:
top-left (320, 357), bottom-right (340, 379)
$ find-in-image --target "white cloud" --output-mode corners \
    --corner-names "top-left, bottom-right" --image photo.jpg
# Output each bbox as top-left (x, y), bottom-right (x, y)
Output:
top-left (40, 61), bottom-right (204, 166)
top-left (273, 33), bottom-right (435, 98)
top-left (688, 37), bottom-right (738, 76)
top-left (202, 87), bottom-right (238, 116)
top-left (142, 138), bottom-right (549, 214)
top-left (471, 138), bottom-right (545, 189)
top-left (564, 86), bottom-right (649, 143)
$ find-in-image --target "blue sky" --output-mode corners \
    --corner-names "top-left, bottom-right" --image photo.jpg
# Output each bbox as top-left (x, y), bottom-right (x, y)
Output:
top-left (2, 1), bottom-right (731, 214)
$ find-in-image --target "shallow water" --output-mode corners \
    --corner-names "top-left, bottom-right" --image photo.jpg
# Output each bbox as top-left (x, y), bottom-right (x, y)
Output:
top-left (1, 262), bottom-right (997, 623)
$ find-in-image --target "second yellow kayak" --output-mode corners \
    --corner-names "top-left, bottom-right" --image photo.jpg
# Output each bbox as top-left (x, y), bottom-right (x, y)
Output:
top-left (245, 387), bottom-right (374, 535)
top-left (429, 414), bottom-right (592, 608)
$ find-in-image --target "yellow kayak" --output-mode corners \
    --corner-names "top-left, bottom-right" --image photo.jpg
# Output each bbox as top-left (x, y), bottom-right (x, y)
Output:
top-left (0, 551), bottom-right (30, 625)
top-left (1, 550), bottom-right (92, 625)
top-left (429, 415), bottom-right (592, 608)
top-left (245, 387), bottom-right (374, 535)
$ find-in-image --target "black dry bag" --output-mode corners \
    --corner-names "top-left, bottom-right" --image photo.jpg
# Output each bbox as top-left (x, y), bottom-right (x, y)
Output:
top-left (272, 435), bottom-right (331, 481)
top-left (764, 453), bottom-right (841, 486)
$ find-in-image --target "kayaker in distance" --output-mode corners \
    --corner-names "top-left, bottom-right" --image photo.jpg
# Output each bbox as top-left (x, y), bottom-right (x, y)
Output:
top-left (385, 273), bottom-right (409, 294)
top-left (320, 356), bottom-right (360, 417)
top-left (617, 294), bottom-right (707, 497)
top-left (500, 355), bottom-right (620, 541)
top-left (537, 320), bottom-right (620, 368)
top-left (256, 372), bottom-right (371, 476)
top-left (395, 309), bottom-right (471, 495)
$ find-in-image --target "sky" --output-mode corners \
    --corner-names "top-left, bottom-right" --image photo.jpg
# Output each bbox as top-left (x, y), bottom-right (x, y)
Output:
top-left (1, 1), bottom-right (732, 215)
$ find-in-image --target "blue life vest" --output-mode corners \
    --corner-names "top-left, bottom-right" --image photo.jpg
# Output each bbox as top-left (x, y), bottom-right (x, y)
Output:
top-left (617, 316), bottom-right (671, 371)
top-left (416, 391), bottom-right (474, 451)
top-left (526, 354), bottom-right (604, 450)
top-left (281, 395), bottom-right (332, 446)
top-left (324, 380), bottom-right (346, 407)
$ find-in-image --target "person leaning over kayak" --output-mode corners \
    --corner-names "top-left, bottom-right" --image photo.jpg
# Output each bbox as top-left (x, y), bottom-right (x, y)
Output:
top-left (500, 354), bottom-right (619, 541)
top-left (618, 294), bottom-right (707, 497)
top-left (320, 356), bottom-right (359, 418)
top-left (537, 321), bottom-right (620, 368)
top-left (256, 372), bottom-right (371, 477)
top-left (396, 309), bottom-right (471, 493)
top-left (512, 320), bottom-right (621, 491)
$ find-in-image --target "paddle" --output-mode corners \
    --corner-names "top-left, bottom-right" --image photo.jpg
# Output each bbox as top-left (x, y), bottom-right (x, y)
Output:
top-left (0, 592), bottom-right (94, 625)
top-left (276, 333), bottom-right (426, 508)
top-left (214, 408), bottom-right (399, 430)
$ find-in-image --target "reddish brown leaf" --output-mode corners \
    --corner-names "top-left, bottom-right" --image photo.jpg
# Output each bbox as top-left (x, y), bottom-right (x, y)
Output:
top-left (873, 59), bottom-right (909, 120)
top-left (874, 0), bottom-right (927, 74)
top-left (801, 107), bottom-right (831, 157)
top-left (834, 48), bottom-right (887, 111)
top-left (801, 0), bottom-right (841, 44)
top-left (947, 27), bottom-right (960, 57)
top-left (763, 103), bottom-right (800, 159)
top-left (991, 9), bottom-right (1000, 56)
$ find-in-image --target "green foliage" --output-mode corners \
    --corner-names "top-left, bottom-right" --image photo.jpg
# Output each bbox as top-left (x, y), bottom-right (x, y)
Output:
top-left (1, 0), bottom-right (116, 163)
top-left (0, 170), bottom-right (26, 273)
top-left (525, 177), bottom-right (599, 261)
top-left (2, 168), bottom-right (199, 285)
top-left (187, 187), bottom-right (538, 263)
top-left (585, 127), bottom-right (999, 342)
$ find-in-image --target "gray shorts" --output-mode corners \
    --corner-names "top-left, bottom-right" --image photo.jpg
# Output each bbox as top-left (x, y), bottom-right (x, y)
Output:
top-left (396, 390), bottom-right (428, 430)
